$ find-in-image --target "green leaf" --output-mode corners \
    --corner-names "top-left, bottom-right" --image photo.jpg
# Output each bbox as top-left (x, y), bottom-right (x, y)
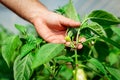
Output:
top-left (88, 58), bottom-right (107, 75)
top-left (59, 65), bottom-right (73, 80)
top-left (32, 43), bottom-right (65, 69)
top-left (15, 24), bottom-right (26, 34)
top-left (33, 76), bottom-right (49, 80)
top-left (108, 52), bottom-right (119, 65)
top-left (101, 37), bottom-right (120, 49)
top-left (54, 55), bottom-right (73, 62)
top-left (26, 34), bottom-right (36, 44)
top-left (64, 0), bottom-right (79, 21)
top-left (80, 27), bottom-right (94, 39)
top-left (111, 26), bottom-right (120, 37)
top-left (106, 67), bottom-right (120, 80)
top-left (14, 53), bottom-right (33, 80)
top-left (20, 43), bottom-right (36, 59)
top-left (0, 54), bottom-right (13, 79)
top-left (94, 41), bottom-right (109, 61)
top-left (105, 27), bottom-right (113, 38)
top-left (36, 38), bottom-right (43, 45)
top-left (88, 22), bottom-right (106, 36)
top-left (88, 10), bottom-right (120, 25)
top-left (2, 35), bottom-right (22, 67)
top-left (20, 34), bottom-right (37, 58)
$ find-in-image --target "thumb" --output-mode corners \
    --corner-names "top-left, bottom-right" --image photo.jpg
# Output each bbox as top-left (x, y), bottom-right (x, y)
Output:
top-left (59, 15), bottom-right (80, 28)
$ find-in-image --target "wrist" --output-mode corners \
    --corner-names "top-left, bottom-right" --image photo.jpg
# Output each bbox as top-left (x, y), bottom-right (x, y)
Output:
top-left (27, 1), bottom-right (50, 24)
top-left (29, 7), bottom-right (50, 25)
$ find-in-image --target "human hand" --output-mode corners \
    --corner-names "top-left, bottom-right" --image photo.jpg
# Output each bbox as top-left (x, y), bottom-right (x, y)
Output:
top-left (31, 11), bottom-right (85, 49)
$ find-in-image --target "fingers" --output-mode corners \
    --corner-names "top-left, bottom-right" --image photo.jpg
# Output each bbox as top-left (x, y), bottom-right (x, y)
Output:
top-left (65, 41), bottom-right (83, 49)
top-left (79, 37), bottom-right (86, 43)
top-left (59, 15), bottom-right (80, 28)
top-left (49, 39), bottom-right (66, 44)
top-left (43, 31), bottom-right (66, 44)
top-left (65, 37), bottom-right (86, 49)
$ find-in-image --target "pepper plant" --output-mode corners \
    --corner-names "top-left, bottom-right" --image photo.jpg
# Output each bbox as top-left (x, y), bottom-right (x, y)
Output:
top-left (0, 0), bottom-right (120, 80)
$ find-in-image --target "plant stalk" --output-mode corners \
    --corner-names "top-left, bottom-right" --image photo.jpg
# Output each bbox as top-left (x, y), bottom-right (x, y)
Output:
top-left (74, 49), bottom-right (78, 80)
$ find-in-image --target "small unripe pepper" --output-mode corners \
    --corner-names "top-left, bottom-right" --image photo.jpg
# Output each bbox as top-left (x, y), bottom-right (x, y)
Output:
top-left (65, 36), bottom-right (71, 42)
top-left (73, 68), bottom-right (87, 80)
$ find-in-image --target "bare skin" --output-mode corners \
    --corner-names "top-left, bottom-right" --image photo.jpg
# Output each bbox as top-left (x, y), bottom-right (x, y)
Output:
top-left (0, 0), bottom-right (85, 49)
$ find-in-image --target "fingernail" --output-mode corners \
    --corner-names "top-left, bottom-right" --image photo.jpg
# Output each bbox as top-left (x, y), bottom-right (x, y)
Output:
top-left (79, 37), bottom-right (86, 43)
top-left (65, 42), bottom-right (70, 47)
top-left (78, 44), bottom-right (83, 49)
top-left (62, 40), bottom-right (66, 43)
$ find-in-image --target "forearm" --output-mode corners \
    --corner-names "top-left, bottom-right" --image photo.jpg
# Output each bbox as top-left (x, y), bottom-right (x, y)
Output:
top-left (1, 0), bottom-right (49, 22)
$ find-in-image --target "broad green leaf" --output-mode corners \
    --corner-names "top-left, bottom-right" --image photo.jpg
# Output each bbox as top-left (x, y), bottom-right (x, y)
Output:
top-left (111, 26), bottom-right (120, 37)
top-left (64, 0), bottom-right (79, 21)
top-left (80, 27), bottom-right (95, 40)
top-left (81, 22), bottom-right (106, 37)
top-left (32, 43), bottom-right (65, 69)
top-left (20, 35), bottom-right (37, 58)
top-left (88, 58), bottom-right (107, 75)
top-left (101, 37), bottom-right (120, 49)
top-left (26, 34), bottom-right (36, 44)
top-left (36, 38), bottom-right (43, 45)
top-left (94, 41), bottom-right (109, 61)
top-left (88, 10), bottom-right (120, 25)
top-left (20, 43), bottom-right (36, 59)
top-left (15, 24), bottom-right (26, 34)
top-left (0, 54), bottom-right (13, 79)
top-left (2, 35), bottom-right (22, 67)
top-left (108, 52), bottom-right (119, 65)
top-left (33, 76), bottom-right (49, 80)
top-left (83, 22), bottom-right (106, 37)
top-left (59, 65), bottom-right (73, 80)
top-left (54, 55), bottom-right (73, 62)
top-left (106, 67), bottom-right (120, 80)
top-left (25, 25), bottom-right (38, 36)
top-left (14, 53), bottom-right (33, 80)
top-left (0, 32), bottom-right (7, 45)
top-left (105, 27), bottom-right (113, 38)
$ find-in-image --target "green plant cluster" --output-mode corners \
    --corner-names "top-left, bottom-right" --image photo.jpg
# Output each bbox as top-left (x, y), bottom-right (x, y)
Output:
top-left (0, 0), bottom-right (120, 80)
